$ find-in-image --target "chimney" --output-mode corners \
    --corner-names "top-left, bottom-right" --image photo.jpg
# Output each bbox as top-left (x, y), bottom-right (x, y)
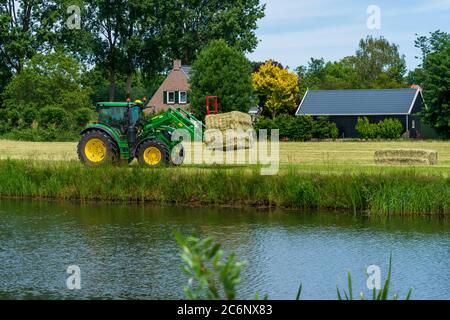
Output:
top-left (411, 84), bottom-right (423, 92)
top-left (173, 59), bottom-right (182, 70)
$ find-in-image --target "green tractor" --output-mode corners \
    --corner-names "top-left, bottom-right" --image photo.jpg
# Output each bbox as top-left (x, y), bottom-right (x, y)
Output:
top-left (77, 101), bottom-right (203, 167)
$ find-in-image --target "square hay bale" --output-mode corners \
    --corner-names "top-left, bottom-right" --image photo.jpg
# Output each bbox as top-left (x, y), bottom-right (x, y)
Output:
top-left (205, 111), bottom-right (253, 131)
top-left (205, 112), bottom-right (254, 150)
top-left (374, 149), bottom-right (438, 166)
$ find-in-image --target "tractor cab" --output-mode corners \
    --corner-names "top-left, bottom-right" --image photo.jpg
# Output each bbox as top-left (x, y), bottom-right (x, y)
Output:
top-left (96, 102), bottom-right (143, 133)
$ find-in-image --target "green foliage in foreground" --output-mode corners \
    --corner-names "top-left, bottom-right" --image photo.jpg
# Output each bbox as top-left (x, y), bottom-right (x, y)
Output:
top-left (175, 232), bottom-right (245, 300)
top-left (337, 255), bottom-right (413, 300)
top-left (0, 160), bottom-right (450, 216)
top-left (176, 234), bottom-right (411, 300)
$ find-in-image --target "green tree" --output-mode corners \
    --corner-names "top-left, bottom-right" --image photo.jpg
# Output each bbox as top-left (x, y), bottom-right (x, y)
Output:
top-left (0, 0), bottom-right (59, 74)
top-left (189, 40), bottom-right (255, 119)
top-left (2, 51), bottom-right (92, 112)
top-left (166, 0), bottom-right (265, 64)
top-left (350, 36), bottom-right (407, 88)
top-left (409, 31), bottom-right (450, 137)
top-left (297, 58), bottom-right (358, 97)
top-left (0, 63), bottom-right (11, 107)
top-left (81, 0), bottom-right (168, 101)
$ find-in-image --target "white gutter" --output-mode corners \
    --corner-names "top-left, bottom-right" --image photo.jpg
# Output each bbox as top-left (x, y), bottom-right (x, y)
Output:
top-left (295, 90), bottom-right (309, 116)
top-left (408, 88), bottom-right (420, 115)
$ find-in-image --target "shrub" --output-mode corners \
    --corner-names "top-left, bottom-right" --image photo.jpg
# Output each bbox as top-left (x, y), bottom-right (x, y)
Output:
top-left (356, 117), bottom-right (404, 140)
top-left (313, 116), bottom-right (339, 140)
top-left (0, 122), bottom-right (9, 135)
top-left (274, 114), bottom-right (295, 139)
top-left (292, 116), bottom-right (314, 141)
top-left (38, 106), bottom-right (71, 130)
top-left (255, 115), bottom-right (335, 141)
top-left (1, 127), bottom-right (79, 142)
top-left (254, 117), bottom-right (275, 132)
top-left (356, 117), bottom-right (379, 140)
top-left (378, 118), bottom-right (403, 139)
top-left (73, 107), bottom-right (94, 128)
top-left (21, 106), bottom-right (39, 128)
top-left (7, 109), bottom-right (21, 129)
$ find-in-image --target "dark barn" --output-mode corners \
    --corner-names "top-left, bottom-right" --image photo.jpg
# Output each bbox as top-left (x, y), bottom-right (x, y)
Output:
top-left (295, 88), bottom-right (434, 139)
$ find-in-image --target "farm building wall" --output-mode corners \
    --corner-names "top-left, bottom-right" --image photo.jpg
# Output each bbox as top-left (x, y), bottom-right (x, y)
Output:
top-left (409, 95), bottom-right (441, 139)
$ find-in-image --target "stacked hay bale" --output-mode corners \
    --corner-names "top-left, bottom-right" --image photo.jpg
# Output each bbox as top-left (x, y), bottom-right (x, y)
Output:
top-left (204, 111), bottom-right (254, 150)
top-left (375, 149), bottom-right (438, 165)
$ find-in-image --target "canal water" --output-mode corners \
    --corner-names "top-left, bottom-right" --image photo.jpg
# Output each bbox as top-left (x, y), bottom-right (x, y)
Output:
top-left (0, 200), bottom-right (449, 300)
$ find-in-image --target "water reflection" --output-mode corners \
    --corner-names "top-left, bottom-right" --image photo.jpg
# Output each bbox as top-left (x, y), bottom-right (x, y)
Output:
top-left (0, 200), bottom-right (449, 300)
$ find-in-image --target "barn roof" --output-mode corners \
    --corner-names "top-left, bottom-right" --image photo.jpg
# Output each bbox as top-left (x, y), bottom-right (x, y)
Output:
top-left (296, 88), bottom-right (423, 116)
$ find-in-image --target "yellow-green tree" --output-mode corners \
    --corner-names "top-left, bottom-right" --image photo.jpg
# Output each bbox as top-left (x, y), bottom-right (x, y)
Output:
top-left (252, 61), bottom-right (299, 118)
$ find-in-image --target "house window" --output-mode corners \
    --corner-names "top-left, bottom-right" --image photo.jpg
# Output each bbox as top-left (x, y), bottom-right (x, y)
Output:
top-left (179, 91), bottom-right (187, 104)
top-left (167, 91), bottom-right (175, 104)
top-left (412, 120), bottom-right (416, 129)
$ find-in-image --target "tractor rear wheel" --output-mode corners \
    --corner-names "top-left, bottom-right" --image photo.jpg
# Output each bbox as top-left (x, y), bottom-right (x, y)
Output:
top-left (138, 140), bottom-right (170, 168)
top-left (78, 130), bottom-right (119, 166)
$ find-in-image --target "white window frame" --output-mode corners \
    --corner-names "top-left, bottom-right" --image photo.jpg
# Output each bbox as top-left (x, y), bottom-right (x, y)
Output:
top-left (179, 91), bottom-right (187, 104)
top-left (412, 119), bottom-right (416, 129)
top-left (167, 91), bottom-right (175, 104)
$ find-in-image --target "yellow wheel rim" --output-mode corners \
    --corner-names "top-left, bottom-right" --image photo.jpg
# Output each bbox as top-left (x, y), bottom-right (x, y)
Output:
top-left (84, 138), bottom-right (106, 163)
top-left (143, 147), bottom-right (162, 166)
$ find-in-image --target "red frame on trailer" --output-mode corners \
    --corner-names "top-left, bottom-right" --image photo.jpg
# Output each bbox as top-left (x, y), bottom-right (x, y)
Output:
top-left (205, 96), bottom-right (219, 115)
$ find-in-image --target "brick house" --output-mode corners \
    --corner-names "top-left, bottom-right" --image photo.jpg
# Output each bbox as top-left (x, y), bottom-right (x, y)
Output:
top-left (147, 60), bottom-right (191, 113)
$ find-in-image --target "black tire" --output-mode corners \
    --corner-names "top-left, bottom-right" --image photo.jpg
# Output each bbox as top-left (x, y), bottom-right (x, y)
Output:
top-left (170, 143), bottom-right (185, 166)
top-left (137, 140), bottom-right (170, 168)
top-left (77, 130), bottom-right (119, 166)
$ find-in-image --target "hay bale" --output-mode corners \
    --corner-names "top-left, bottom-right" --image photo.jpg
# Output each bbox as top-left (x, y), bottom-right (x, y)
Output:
top-left (374, 149), bottom-right (438, 165)
top-left (205, 112), bottom-right (254, 150)
top-left (205, 111), bottom-right (253, 131)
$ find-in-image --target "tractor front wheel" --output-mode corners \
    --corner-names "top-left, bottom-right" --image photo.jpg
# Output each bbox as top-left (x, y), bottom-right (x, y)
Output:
top-left (138, 140), bottom-right (170, 168)
top-left (78, 130), bottom-right (119, 166)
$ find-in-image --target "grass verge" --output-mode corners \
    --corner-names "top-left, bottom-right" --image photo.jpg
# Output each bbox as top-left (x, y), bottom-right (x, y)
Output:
top-left (0, 160), bottom-right (449, 216)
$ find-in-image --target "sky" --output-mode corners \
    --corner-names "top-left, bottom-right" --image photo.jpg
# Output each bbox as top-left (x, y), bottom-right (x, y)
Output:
top-left (247, 0), bottom-right (450, 71)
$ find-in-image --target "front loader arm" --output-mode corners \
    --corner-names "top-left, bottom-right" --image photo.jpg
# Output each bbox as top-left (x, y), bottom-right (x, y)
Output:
top-left (145, 107), bottom-right (204, 142)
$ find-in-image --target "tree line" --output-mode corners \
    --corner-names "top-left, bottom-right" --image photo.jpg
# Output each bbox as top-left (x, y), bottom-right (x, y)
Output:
top-left (1, 1), bottom-right (449, 139)
top-left (0, 0), bottom-right (265, 101)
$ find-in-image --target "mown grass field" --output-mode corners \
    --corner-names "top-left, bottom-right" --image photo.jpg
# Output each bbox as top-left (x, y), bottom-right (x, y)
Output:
top-left (1, 139), bottom-right (450, 175)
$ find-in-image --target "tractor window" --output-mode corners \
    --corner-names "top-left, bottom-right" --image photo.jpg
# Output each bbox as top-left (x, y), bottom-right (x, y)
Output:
top-left (98, 107), bottom-right (127, 127)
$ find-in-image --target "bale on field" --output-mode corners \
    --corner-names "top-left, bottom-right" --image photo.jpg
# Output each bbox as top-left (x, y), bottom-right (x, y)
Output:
top-left (374, 149), bottom-right (438, 165)
top-left (205, 111), bottom-right (254, 150)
